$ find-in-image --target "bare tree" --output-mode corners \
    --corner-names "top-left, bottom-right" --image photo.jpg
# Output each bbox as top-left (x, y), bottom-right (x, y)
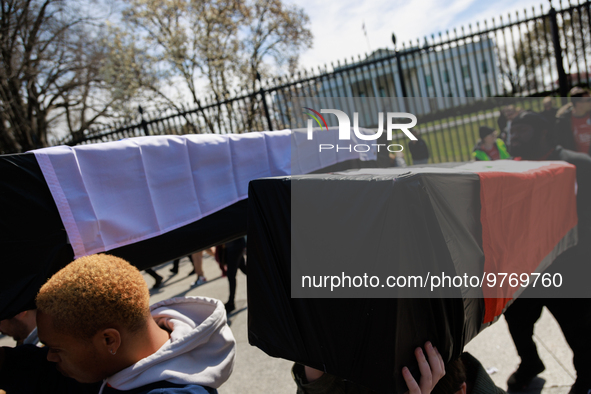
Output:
top-left (0, 0), bottom-right (151, 153)
top-left (121, 0), bottom-right (312, 134)
top-left (497, 7), bottom-right (591, 96)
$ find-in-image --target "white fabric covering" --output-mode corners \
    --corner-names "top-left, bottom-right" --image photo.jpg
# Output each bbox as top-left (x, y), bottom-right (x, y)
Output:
top-left (33, 128), bottom-right (376, 258)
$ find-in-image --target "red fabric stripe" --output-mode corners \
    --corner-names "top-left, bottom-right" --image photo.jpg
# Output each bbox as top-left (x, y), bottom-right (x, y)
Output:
top-left (478, 163), bottom-right (578, 324)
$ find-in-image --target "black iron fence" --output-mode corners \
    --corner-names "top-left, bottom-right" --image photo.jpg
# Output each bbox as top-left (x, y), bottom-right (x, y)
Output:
top-left (58, 0), bottom-right (591, 156)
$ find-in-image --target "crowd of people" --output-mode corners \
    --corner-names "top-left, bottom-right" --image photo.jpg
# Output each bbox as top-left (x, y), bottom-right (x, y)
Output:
top-left (474, 86), bottom-right (591, 161)
top-left (465, 87), bottom-right (591, 394)
top-left (0, 254), bottom-right (446, 394)
top-left (1, 88), bottom-right (591, 393)
top-left (406, 86), bottom-right (591, 165)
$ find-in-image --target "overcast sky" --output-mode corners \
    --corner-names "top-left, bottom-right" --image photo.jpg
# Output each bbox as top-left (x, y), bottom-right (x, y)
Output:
top-left (288, 0), bottom-right (556, 70)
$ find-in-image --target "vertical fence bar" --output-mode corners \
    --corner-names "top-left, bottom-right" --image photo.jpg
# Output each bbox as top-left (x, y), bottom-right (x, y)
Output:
top-left (567, 2), bottom-right (582, 85)
top-left (532, 8), bottom-right (547, 92)
top-left (523, 11), bottom-right (539, 93)
top-left (449, 29), bottom-right (473, 160)
top-left (576, 3), bottom-right (589, 84)
top-left (550, 5), bottom-right (570, 96)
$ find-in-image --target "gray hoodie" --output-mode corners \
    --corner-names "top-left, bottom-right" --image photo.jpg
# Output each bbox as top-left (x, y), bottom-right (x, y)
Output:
top-left (98, 296), bottom-right (236, 393)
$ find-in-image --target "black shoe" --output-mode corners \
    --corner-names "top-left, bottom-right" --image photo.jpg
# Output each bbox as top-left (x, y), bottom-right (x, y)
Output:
top-left (507, 359), bottom-right (545, 391)
top-left (152, 275), bottom-right (163, 289)
top-left (169, 267), bottom-right (178, 274)
top-left (224, 301), bottom-right (235, 313)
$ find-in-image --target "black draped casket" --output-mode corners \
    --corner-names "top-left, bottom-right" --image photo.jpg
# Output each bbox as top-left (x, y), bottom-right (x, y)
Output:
top-left (247, 163), bottom-right (578, 393)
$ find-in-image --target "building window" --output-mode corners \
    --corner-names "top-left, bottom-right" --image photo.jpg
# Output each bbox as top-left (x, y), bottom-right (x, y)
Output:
top-left (443, 70), bottom-right (450, 83)
top-left (462, 65), bottom-right (470, 79)
top-left (425, 75), bottom-right (433, 87)
top-left (481, 61), bottom-right (488, 74)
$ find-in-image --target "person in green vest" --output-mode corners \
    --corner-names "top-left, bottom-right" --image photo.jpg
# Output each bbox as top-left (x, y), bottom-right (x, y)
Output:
top-left (473, 126), bottom-right (511, 161)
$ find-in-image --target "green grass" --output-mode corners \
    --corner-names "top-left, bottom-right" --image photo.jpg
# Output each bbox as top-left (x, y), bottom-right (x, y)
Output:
top-left (397, 97), bottom-right (554, 165)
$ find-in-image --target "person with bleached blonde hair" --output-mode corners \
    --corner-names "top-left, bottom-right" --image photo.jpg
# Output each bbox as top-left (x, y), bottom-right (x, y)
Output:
top-left (0, 254), bottom-right (235, 394)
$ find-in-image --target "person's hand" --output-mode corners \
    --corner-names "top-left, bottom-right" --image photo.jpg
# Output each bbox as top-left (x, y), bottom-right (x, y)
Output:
top-left (303, 365), bottom-right (324, 382)
top-left (402, 342), bottom-right (445, 394)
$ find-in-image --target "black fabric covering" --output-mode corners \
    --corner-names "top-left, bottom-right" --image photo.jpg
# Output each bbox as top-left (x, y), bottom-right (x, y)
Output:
top-left (0, 153), bottom-right (247, 320)
top-left (0, 153), bottom-right (74, 320)
top-left (0, 345), bottom-right (102, 393)
top-left (247, 174), bottom-right (485, 394)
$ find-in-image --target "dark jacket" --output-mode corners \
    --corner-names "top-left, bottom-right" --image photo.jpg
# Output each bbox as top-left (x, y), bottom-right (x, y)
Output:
top-left (408, 138), bottom-right (429, 161)
top-left (292, 352), bottom-right (505, 394)
top-left (461, 352), bottom-right (505, 394)
top-left (549, 146), bottom-right (591, 238)
top-left (292, 363), bottom-right (376, 394)
top-left (555, 103), bottom-right (591, 154)
top-left (555, 103), bottom-right (577, 151)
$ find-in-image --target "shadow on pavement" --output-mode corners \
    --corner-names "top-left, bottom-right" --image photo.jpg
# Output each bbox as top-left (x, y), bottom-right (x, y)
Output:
top-left (507, 377), bottom-right (546, 394)
top-left (157, 275), bottom-right (225, 298)
top-left (227, 306), bottom-right (248, 327)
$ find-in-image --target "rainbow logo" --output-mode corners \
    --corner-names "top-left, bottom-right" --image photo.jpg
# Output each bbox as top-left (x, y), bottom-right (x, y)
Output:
top-left (303, 107), bottom-right (328, 131)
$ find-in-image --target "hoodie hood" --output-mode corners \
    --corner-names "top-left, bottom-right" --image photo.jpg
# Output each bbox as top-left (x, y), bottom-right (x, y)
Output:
top-left (101, 296), bottom-right (235, 392)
